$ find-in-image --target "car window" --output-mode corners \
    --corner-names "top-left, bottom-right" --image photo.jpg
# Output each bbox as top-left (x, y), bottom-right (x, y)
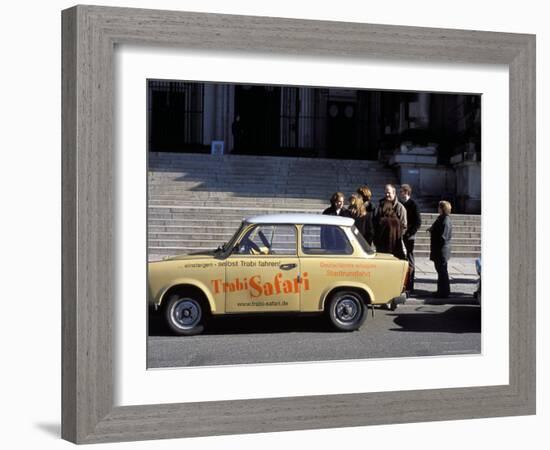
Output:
top-left (351, 225), bottom-right (375, 255)
top-left (237, 225), bottom-right (297, 255)
top-left (302, 225), bottom-right (353, 255)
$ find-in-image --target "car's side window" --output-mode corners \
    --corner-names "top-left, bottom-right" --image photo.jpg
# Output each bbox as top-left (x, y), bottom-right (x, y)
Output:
top-left (302, 225), bottom-right (353, 255)
top-left (237, 225), bottom-right (297, 255)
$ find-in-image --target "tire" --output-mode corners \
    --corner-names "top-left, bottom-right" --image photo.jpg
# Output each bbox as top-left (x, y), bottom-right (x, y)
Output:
top-left (164, 294), bottom-right (207, 336)
top-left (327, 291), bottom-right (367, 331)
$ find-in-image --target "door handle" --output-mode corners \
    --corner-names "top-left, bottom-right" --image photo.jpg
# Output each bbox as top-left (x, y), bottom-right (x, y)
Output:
top-left (280, 263), bottom-right (297, 270)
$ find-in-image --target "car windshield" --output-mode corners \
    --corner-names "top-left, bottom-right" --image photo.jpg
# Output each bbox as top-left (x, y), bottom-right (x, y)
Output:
top-left (218, 221), bottom-right (246, 254)
top-left (351, 225), bottom-right (375, 255)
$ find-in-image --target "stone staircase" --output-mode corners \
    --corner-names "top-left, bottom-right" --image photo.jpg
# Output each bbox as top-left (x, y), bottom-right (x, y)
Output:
top-left (148, 152), bottom-right (481, 261)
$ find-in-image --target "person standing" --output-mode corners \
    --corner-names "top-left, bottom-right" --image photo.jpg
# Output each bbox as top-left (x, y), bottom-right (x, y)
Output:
top-left (428, 201), bottom-right (453, 298)
top-left (322, 192), bottom-right (350, 217)
top-left (356, 186), bottom-right (376, 245)
top-left (376, 184), bottom-right (407, 237)
top-left (347, 193), bottom-right (370, 240)
top-left (399, 184), bottom-right (422, 292)
top-left (374, 200), bottom-right (407, 259)
top-left (321, 192), bottom-right (350, 250)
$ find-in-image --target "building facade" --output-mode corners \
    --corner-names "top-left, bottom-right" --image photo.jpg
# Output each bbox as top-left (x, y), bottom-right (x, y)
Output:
top-left (148, 80), bottom-right (481, 213)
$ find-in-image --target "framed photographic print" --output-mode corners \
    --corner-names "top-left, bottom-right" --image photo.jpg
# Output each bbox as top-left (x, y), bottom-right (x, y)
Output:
top-left (62, 5), bottom-right (535, 444)
top-left (144, 79), bottom-right (485, 369)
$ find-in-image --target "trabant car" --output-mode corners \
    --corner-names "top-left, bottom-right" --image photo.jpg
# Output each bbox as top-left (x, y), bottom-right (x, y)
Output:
top-left (148, 214), bottom-right (409, 335)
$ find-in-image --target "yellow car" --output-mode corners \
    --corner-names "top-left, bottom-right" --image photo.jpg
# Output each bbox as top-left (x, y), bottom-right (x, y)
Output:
top-left (148, 214), bottom-right (409, 335)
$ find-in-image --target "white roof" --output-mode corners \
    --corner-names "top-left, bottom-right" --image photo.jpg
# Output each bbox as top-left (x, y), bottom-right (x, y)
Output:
top-left (245, 213), bottom-right (355, 226)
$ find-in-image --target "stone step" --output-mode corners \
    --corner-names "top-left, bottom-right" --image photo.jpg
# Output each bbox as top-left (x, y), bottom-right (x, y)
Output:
top-left (148, 168), bottom-right (393, 177)
top-left (147, 205), bottom-right (480, 215)
top-left (147, 177), bottom-right (395, 185)
top-left (148, 220), bottom-right (482, 233)
top-left (146, 210), bottom-right (481, 225)
top-left (146, 223), bottom-right (481, 235)
top-left (147, 187), bottom-right (388, 196)
top-left (147, 228), bottom-right (480, 239)
top-left (149, 153), bottom-right (387, 166)
top-left (147, 199), bottom-right (335, 208)
top-left (148, 187), bottom-right (391, 195)
top-left (146, 199), bottom-right (472, 216)
top-left (147, 236), bottom-right (481, 250)
top-left (148, 247), bottom-right (480, 259)
top-left (148, 230), bottom-right (481, 246)
top-left (146, 152), bottom-right (481, 259)
top-left (147, 191), bottom-right (386, 198)
top-left (148, 191), bottom-right (393, 199)
top-left (148, 214), bottom-right (481, 224)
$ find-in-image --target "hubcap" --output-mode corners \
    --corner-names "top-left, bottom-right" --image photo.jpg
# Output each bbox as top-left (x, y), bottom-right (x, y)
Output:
top-left (171, 298), bottom-right (201, 329)
top-left (335, 297), bottom-right (360, 323)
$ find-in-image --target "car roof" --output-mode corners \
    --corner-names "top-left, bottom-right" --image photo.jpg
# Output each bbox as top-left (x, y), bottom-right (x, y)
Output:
top-left (245, 213), bottom-right (355, 226)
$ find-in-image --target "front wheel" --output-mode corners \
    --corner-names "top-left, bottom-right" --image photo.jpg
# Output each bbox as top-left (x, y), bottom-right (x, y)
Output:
top-left (164, 294), bottom-right (207, 336)
top-left (327, 291), bottom-right (367, 331)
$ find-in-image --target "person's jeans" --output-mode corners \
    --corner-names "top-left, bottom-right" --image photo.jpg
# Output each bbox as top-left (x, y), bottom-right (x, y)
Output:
top-left (433, 258), bottom-right (450, 296)
top-left (404, 238), bottom-right (415, 290)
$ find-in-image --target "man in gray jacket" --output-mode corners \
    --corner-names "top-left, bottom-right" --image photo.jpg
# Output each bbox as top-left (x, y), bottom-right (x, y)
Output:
top-left (378, 184), bottom-right (407, 235)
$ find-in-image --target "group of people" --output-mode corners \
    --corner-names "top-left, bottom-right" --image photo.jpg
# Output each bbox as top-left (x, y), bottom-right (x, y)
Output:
top-left (323, 184), bottom-right (452, 298)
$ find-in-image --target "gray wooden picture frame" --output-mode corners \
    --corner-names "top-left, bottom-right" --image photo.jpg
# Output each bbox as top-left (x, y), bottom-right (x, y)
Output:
top-left (62, 5), bottom-right (536, 444)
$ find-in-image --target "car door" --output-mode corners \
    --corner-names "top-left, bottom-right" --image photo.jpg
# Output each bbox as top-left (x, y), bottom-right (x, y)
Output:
top-left (225, 224), bottom-right (301, 313)
top-left (299, 224), bottom-right (356, 312)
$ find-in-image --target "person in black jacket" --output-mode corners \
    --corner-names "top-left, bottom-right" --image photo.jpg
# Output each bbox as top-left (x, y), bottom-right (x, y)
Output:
top-left (400, 184), bottom-right (422, 292)
top-left (321, 192), bottom-right (350, 251)
top-left (428, 200), bottom-right (453, 298)
top-left (322, 192), bottom-right (350, 217)
top-left (356, 186), bottom-right (376, 245)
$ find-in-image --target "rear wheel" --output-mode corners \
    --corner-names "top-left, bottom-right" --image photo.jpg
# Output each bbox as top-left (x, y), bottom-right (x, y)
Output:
top-left (327, 291), bottom-right (367, 331)
top-left (164, 294), bottom-right (207, 336)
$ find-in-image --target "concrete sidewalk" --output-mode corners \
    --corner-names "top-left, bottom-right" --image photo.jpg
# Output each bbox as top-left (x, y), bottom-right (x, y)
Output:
top-left (407, 257), bottom-right (479, 305)
top-left (415, 257), bottom-right (477, 278)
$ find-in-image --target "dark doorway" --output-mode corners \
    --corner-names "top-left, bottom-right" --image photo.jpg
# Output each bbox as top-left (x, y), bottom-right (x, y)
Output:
top-left (148, 81), bottom-right (204, 153)
top-left (327, 101), bottom-right (358, 159)
top-left (233, 85), bottom-right (281, 154)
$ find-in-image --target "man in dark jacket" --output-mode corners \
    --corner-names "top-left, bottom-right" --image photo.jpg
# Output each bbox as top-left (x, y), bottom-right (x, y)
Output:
top-left (428, 201), bottom-right (453, 298)
top-left (400, 184), bottom-right (422, 292)
top-left (322, 192), bottom-right (351, 217)
top-left (321, 192), bottom-right (350, 250)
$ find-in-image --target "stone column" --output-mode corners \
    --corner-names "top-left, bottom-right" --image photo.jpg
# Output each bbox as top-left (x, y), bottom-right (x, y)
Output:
top-left (415, 93), bottom-right (430, 128)
top-left (453, 160), bottom-right (481, 213)
top-left (299, 88), bottom-right (314, 148)
top-left (202, 84), bottom-right (215, 146)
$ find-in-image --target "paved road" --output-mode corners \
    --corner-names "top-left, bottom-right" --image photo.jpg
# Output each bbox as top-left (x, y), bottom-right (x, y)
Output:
top-left (148, 290), bottom-right (480, 368)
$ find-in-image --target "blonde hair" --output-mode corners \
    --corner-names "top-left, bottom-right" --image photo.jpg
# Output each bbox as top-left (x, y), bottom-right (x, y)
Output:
top-left (357, 185), bottom-right (372, 202)
top-left (439, 200), bottom-right (452, 215)
top-left (348, 193), bottom-right (366, 218)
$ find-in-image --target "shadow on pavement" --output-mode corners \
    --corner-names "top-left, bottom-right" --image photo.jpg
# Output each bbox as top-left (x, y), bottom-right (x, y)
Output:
top-left (409, 289), bottom-right (479, 305)
top-left (148, 310), bottom-right (331, 336)
top-left (415, 277), bottom-right (477, 285)
top-left (389, 305), bottom-right (481, 334)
